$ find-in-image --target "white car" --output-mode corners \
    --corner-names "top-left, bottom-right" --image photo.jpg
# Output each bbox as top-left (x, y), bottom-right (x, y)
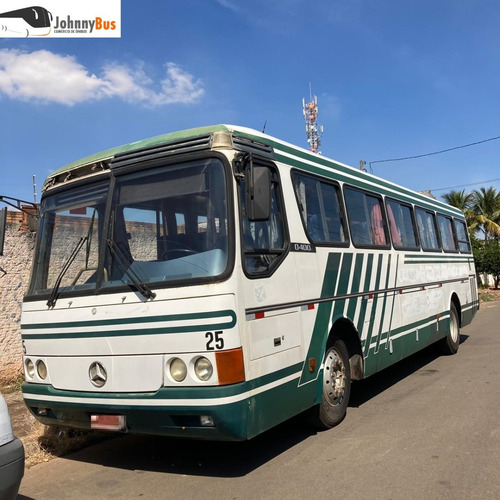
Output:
top-left (0, 394), bottom-right (24, 500)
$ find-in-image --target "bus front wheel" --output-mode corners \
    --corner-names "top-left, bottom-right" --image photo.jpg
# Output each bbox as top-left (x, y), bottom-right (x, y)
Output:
top-left (310, 338), bottom-right (351, 429)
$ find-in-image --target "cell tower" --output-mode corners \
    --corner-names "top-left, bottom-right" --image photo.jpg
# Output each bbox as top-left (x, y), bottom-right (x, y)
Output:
top-left (302, 86), bottom-right (323, 153)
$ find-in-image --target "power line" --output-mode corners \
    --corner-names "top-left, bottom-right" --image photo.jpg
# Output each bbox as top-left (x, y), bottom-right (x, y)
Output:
top-left (368, 134), bottom-right (500, 169)
top-left (429, 177), bottom-right (500, 192)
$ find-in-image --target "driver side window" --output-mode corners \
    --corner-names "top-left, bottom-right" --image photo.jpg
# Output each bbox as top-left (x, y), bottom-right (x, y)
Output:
top-left (240, 166), bottom-right (287, 276)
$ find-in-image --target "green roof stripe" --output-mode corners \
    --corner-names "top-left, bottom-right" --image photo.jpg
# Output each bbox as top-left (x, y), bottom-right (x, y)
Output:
top-left (231, 128), bottom-right (462, 217)
top-left (48, 125), bottom-right (230, 178)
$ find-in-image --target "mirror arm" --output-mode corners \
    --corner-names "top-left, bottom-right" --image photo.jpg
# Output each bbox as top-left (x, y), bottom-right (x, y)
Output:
top-left (0, 195), bottom-right (40, 217)
top-left (233, 152), bottom-right (252, 180)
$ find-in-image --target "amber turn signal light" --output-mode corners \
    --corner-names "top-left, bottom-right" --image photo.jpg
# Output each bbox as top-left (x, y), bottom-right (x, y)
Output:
top-left (215, 348), bottom-right (245, 386)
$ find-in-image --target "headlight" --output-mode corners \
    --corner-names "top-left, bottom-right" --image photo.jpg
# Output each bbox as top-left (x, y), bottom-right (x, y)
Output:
top-left (169, 358), bottom-right (187, 382)
top-left (194, 357), bottom-right (213, 381)
top-left (25, 359), bottom-right (35, 378)
top-left (37, 360), bottom-right (48, 380)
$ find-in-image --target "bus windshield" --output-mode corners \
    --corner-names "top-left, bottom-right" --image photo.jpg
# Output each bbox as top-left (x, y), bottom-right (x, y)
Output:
top-left (29, 157), bottom-right (230, 299)
top-left (30, 182), bottom-right (108, 297)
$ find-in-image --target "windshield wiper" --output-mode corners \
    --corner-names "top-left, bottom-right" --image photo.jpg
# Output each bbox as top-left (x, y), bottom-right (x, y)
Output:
top-left (46, 209), bottom-right (96, 308)
top-left (46, 236), bottom-right (87, 308)
top-left (106, 238), bottom-right (156, 300)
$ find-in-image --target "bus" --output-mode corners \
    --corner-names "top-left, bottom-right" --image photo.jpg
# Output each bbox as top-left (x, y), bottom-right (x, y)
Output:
top-left (20, 125), bottom-right (478, 440)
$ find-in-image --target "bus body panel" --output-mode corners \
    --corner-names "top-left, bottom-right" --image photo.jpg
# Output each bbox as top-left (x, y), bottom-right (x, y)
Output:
top-left (20, 125), bottom-right (479, 439)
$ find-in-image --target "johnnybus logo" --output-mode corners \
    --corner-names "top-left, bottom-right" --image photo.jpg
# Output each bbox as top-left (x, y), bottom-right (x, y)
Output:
top-left (0, 1), bottom-right (120, 38)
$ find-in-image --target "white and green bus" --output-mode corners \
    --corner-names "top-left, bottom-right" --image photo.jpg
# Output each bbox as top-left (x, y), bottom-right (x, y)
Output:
top-left (21, 125), bottom-right (478, 440)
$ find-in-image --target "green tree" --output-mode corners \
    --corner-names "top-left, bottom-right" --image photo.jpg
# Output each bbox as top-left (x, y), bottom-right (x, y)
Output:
top-left (442, 189), bottom-right (477, 231)
top-left (474, 239), bottom-right (500, 289)
top-left (442, 189), bottom-right (473, 210)
top-left (472, 187), bottom-right (500, 241)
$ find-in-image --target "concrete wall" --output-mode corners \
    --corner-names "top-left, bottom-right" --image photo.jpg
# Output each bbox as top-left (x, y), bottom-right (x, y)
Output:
top-left (0, 210), bottom-right (36, 384)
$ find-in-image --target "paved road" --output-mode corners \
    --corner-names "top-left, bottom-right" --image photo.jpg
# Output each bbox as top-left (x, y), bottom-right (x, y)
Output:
top-left (18, 302), bottom-right (500, 500)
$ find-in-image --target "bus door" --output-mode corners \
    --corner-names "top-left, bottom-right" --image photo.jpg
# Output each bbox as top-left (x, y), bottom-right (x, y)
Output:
top-left (238, 161), bottom-right (302, 370)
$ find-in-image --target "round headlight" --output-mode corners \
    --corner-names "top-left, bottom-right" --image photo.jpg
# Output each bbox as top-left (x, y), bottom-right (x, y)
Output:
top-left (37, 360), bottom-right (48, 380)
top-left (169, 358), bottom-right (187, 382)
top-left (194, 357), bottom-right (213, 381)
top-left (25, 359), bottom-right (35, 378)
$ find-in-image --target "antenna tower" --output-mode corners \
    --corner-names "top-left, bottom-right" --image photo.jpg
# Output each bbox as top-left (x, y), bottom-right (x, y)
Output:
top-left (302, 84), bottom-right (323, 153)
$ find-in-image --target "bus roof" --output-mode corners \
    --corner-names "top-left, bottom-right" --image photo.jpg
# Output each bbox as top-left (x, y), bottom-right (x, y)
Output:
top-left (46, 124), bottom-right (463, 218)
top-left (48, 124), bottom-right (231, 178)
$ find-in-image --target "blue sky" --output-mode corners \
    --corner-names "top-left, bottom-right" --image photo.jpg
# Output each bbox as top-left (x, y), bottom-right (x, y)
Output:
top-left (1, 0), bottom-right (500, 203)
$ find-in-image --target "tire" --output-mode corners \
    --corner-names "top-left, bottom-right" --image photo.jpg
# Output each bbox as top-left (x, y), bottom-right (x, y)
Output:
top-left (439, 302), bottom-right (460, 355)
top-left (309, 338), bottom-right (351, 429)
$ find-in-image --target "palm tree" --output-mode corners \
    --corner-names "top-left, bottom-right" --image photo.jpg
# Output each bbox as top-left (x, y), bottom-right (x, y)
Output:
top-left (442, 189), bottom-right (473, 210)
top-left (472, 187), bottom-right (500, 241)
top-left (442, 189), bottom-right (477, 232)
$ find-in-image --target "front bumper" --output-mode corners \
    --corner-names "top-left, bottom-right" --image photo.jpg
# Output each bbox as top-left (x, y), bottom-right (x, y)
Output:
top-left (23, 383), bottom-right (250, 441)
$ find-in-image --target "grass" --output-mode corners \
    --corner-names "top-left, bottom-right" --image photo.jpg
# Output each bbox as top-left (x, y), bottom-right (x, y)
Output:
top-left (1, 373), bottom-right (24, 394)
top-left (24, 425), bottom-right (113, 468)
top-left (478, 284), bottom-right (500, 303)
top-left (480, 292), bottom-right (496, 302)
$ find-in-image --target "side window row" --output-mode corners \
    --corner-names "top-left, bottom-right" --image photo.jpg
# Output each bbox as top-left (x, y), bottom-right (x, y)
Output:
top-left (291, 171), bottom-right (471, 254)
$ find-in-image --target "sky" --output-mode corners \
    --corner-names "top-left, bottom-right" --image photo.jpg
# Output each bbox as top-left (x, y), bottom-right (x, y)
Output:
top-left (1, 0), bottom-right (500, 204)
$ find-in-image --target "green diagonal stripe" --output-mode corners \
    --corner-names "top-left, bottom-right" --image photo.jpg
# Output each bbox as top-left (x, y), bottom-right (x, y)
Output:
top-left (356, 253), bottom-right (374, 346)
top-left (375, 254), bottom-right (392, 353)
top-left (346, 254), bottom-right (364, 320)
top-left (332, 253), bottom-right (353, 319)
top-left (299, 253), bottom-right (342, 385)
top-left (364, 254), bottom-right (384, 357)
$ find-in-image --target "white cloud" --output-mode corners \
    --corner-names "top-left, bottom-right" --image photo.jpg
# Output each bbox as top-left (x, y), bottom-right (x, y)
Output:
top-left (215, 0), bottom-right (239, 13)
top-left (157, 62), bottom-right (205, 105)
top-left (0, 49), bottom-right (205, 106)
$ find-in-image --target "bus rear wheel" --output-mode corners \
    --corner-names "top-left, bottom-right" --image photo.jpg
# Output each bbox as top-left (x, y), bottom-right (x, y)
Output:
top-left (310, 339), bottom-right (351, 429)
top-left (439, 302), bottom-right (460, 355)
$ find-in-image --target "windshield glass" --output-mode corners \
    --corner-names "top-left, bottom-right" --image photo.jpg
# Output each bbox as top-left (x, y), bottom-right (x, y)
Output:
top-left (30, 182), bottom-right (108, 296)
top-left (29, 157), bottom-right (230, 299)
top-left (103, 157), bottom-right (229, 288)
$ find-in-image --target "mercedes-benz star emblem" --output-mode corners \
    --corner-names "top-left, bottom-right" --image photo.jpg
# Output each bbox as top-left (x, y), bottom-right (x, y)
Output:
top-left (89, 362), bottom-right (107, 387)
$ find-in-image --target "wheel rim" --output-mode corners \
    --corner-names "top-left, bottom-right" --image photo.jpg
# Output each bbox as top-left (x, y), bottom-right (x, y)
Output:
top-left (323, 347), bottom-right (347, 407)
top-left (450, 309), bottom-right (459, 343)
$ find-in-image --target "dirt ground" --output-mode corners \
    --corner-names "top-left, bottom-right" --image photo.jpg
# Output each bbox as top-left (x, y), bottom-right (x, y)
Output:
top-left (4, 287), bottom-right (500, 467)
top-left (4, 391), bottom-right (33, 441)
top-left (3, 387), bottom-right (111, 468)
top-left (479, 287), bottom-right (500, 301)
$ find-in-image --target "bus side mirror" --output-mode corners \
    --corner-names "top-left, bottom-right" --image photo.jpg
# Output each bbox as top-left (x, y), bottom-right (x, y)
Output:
top-left (0, 207), bottom-right (7, 256)
top-left (245, 165), bottom-right (271, 221)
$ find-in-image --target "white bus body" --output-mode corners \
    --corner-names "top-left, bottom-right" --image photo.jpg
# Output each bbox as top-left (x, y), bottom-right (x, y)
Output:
top-left (21, 125), bottom-right (478, 440)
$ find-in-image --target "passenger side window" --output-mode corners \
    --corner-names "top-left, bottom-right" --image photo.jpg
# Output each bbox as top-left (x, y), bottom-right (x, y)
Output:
top-left (454, 219), bottom-right (471, 253)
top-left (386, 199), bottom-right (419, 250)
top-left (415, 208), bottom-right (440, 251)
top-left (437, 214), bottom-right (458, 253)
top-left (344, 187), bottom-right (388, 247)
top-left (292, 172), bottom-right (347, 245)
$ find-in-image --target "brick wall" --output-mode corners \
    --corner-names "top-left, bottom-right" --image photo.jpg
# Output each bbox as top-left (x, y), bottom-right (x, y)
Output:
top-left (0, 210), bottom-right (36, 384)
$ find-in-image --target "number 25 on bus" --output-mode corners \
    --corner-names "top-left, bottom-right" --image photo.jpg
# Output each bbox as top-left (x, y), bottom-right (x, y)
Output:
top-left (16, 125), bottom-right (478, 440)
